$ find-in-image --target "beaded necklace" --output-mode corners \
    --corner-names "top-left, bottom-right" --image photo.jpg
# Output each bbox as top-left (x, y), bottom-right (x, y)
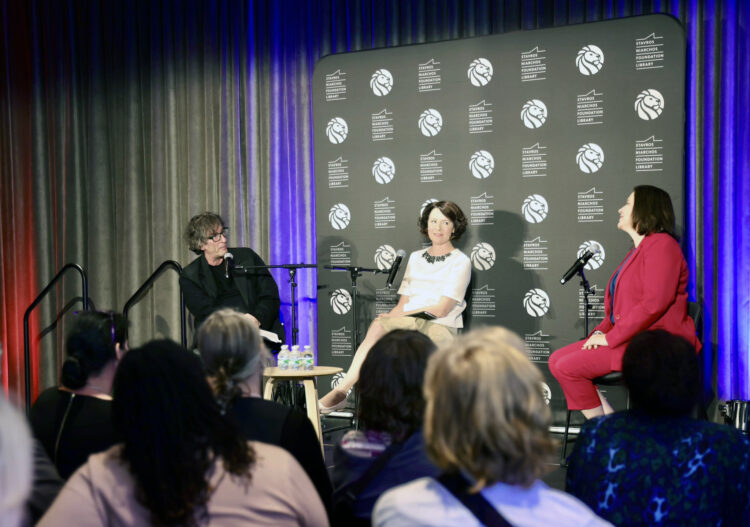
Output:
top-left (422, 250), bottom-right (453, 264)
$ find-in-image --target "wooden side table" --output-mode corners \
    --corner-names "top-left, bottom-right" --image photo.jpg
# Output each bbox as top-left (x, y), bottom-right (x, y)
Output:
top-left (262, 366), bottom-right (343, 451)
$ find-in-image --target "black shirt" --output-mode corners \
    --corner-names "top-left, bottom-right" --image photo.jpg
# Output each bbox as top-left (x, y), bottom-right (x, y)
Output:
top-left (28, 388), bottom-right (118, 479)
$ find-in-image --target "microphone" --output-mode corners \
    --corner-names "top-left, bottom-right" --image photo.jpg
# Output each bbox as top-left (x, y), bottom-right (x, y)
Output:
top-left (560, 250), bottom-right (597, 285)
top-left (386, 250), bottom-right (407, 289)
top-left (224, 252), bottom-right (234, 279)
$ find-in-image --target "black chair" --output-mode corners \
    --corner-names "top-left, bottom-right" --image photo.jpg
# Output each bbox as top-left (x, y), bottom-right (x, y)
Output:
top-left (560, 301), bottom-right (702, 464)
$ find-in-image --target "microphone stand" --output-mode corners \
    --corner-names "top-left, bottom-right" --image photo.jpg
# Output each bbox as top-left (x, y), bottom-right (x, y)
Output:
top-left (324, 264), bottom-right (389, 430)
top-left (578, 267), bottom-right (595, 339)
top-left (324, 265), bottom-right (388, 350)
top-left (233, 263), bottom-right (317, 346)
top-left (233, 262), bottom-right (316, 410)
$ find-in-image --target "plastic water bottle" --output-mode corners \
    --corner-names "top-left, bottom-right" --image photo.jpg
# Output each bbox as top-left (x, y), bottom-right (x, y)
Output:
top-left (278, 345), bottom-right (290, 370)
top-left (290, 345), bottom-right (301, 371)
top-left (302, 345), bottom-right (315, 371)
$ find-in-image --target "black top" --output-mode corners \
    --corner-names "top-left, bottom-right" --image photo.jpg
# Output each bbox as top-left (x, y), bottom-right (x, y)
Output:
top-left (179, 247), bottom-right (283, 340)
top-left (28, 388), bottom-right (118, 480)
top-left (227, 397), bottom-right (333, 518)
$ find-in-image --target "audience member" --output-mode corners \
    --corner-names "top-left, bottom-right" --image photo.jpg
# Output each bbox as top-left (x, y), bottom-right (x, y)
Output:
top-left (28, 311), bottom-right (127, 479)
top-left (566, 330), bottom-right (750, 526)
top-left (373, 327), bottom-right (611, 527)
top-left (0, 396), bottom-right (33, 527)
top-left (332, 330), bottom-right (440, 525)
top-left (38, 339), bottom-right (327, 526)
top-left (26, 440), bottom-right (64, 524)
top-left (197, 308), bottom-right (333, 516)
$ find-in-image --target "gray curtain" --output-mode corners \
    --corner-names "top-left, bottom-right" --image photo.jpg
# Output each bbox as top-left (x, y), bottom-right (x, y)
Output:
top-left (1, 1), bottom-right (745, 402)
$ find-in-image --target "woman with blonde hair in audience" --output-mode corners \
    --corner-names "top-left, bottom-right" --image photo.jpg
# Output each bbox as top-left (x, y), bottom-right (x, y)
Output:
top-left (39, 339), bottom-right (327, 526)
top-left (373, 327), bottom-right (610, 527)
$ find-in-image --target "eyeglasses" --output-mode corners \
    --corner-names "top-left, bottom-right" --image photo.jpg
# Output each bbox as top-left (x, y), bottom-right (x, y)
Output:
top-left (207, 228), bottom-right (229, 242)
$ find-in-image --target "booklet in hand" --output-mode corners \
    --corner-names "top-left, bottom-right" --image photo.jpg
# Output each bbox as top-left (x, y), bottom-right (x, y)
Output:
top-left (408, 311), bottom-right (437, 321)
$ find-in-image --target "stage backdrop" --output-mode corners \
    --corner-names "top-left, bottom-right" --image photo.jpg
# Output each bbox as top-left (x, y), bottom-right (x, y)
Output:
top-left (313, 14), bottom-right (685, 422)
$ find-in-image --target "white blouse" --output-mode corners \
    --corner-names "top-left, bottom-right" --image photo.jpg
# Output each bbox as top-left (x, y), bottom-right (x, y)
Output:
top-left (397, 249), bottom-right (472, 328)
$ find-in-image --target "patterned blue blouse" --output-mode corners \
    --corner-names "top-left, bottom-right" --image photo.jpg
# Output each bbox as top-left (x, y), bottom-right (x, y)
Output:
top-left (566, 410), bottom-right (750, 526)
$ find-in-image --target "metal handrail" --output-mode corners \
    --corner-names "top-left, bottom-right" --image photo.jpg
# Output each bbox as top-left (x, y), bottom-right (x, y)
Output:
top-left (23, 263), bottom-right (89, 411)
top-left (123, 260), bottom-right (186, 349)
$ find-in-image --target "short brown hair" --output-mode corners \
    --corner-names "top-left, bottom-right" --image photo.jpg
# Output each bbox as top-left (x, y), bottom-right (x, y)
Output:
top-left (184, 212), bottom-right (225, 254)
top-left (632, 185), bottom-right (676, 238)
top-left (418, 201), bottom-right (467, 240)
top-left (357, 330), bottom-right (436, 441)
top-left (424, 327), bottom-right (556, 490)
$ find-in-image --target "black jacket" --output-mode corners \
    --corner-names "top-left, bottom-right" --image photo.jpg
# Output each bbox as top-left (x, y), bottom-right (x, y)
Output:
top-left (179, 247), bottom-right (283, 341)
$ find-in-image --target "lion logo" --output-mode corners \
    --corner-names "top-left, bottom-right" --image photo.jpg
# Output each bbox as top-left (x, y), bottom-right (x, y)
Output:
top-left (522, 194), bottom-right (548, 224)
top-left (541, 382), bottom-right (552, 405)
top-left (521, 99), bottom-right (548, 129)
top-left (470, 243), bottom-right (496, 271)
top-left (576, 45), bottom-right (604, 75)
top-left (326, 117), bottom-right (348, 144)
top-left (467, 58), bottom-right (493, 87)
top-left (469, 150), bottom-right (494, 179)
top-left (523, 289), bottom-right (550, 317)
top-left (330, 372), bottom-right (353, 395)
top-left (328, 203), bottom-right (351, 230)
top-left (370, 69), bottom-right (393, 96)
top-left (374, 245), bottom-right (396, 271)
top-left (418, 109), bottom-right (443, 137)
top-left (578, 240), bottom-right (605, 270)
top-left (420, 199), bottom-right (439, 217)
top-left (372, 157), bottom-right (395, 184)
top-left (634, 89), bottom-right (664, 120)
top-left (330, 289), bottom-right (352, 315)
top-left (576, 143), bottom-right (605, 174)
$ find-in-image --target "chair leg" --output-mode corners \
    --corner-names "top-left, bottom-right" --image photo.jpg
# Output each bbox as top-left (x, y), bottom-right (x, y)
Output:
top-left (263, 377), bottom-right (276, 400)
top-left (561, 409), bottom-right (572, 465)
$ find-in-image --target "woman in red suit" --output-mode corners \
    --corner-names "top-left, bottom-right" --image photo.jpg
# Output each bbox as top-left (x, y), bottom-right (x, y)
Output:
top-left (549, 185), bottom-right (700, 419)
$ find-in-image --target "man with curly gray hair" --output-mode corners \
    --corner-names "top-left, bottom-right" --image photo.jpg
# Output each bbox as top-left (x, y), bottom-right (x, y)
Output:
top-left (179, 212), bottom-right (283, 344)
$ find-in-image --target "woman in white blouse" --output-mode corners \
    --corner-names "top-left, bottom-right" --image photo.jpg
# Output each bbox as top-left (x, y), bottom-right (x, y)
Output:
top-left (319, 201), bottom-right (471, 413)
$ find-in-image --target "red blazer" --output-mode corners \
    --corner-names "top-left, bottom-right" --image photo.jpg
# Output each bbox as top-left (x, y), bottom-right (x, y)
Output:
top-left (593, 232), bottom-right (701, 369)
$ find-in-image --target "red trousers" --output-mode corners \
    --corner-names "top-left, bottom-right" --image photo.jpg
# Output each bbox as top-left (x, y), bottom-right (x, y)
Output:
top-left (548, 339), bottom-right (627, 410)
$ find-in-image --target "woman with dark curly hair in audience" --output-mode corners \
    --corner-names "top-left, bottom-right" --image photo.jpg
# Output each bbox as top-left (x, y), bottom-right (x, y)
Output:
top-left (373, 327), bottom-right (610, 527)
top-left (38, 339), bottom-right (328, 527)
top-left (29, 311), bottom-right (128, 479)
top-left (197, 308), bottom-right (333, 518)
top-left (566, 330), bottom-right (750, 527)
top-left (331, 329), bottom-right (440, 525)
top-left (320, 200), bottom-right (471, 413)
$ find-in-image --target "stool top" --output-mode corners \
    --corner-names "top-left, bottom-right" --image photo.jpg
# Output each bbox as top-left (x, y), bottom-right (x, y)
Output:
top-left (263, 366), bottom-right (343, 378)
